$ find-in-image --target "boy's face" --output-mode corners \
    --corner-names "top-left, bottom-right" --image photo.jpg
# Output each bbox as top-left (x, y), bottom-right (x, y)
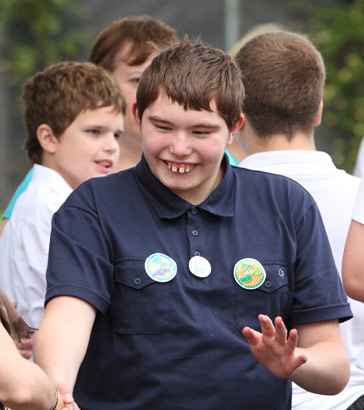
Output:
top-left (51, 106), bottom-right (122, 189)
top-left (137, 92), bottom-right (242, 204)
top-left (112, 43), bottom-right (158, 148)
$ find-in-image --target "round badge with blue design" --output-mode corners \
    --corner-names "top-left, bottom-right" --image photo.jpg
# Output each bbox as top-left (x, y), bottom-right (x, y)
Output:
top-left (145, 253), bottom-right (177, 283)
top-left (233, 258), bottom-right (266, 290)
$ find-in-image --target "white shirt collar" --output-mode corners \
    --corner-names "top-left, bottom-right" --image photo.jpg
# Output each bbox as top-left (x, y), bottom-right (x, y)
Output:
top-left (239, 150), bottom-right (336, 171)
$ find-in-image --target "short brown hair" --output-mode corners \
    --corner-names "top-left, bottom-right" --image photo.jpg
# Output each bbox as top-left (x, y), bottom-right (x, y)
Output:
top-left (88, 15), bottom-right (178, 71)
top-left (22, 61), bottom-right (126, 164)
top-left (235, 31), bottom-right (325, 138)
top-left (137, 39), bottom-right (244, 130)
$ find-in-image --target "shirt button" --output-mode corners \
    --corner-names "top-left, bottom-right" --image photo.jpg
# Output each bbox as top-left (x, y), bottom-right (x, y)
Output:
top-left (265, 280), bottom-right (272, 288)
top-left (192, 229), bottom-right (199, 236)
top-left (191, 207), bottom-right (197, 215)
top-left (194, 251), bottom-right (201, 256)
top-left (134, 277), bottom-right (142, 285)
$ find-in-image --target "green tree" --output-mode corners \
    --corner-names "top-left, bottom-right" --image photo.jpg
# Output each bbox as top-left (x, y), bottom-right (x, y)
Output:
top-left (0, 0), bottom-right (93, 210)
top-left (304, 0), bottom-right (364, 172)
top-left (0, 0), bottom-right (91, 86)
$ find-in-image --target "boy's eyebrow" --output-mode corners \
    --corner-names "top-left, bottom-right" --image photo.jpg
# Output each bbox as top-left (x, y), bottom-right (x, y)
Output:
top-left (148, 115), bottom-right (220, 129)
top-left (127, 70), bottom-right (144, 76)
top-left (86, 124), bottom-right (124, 132)
top-left (148, 115), bottom-right (172, 125)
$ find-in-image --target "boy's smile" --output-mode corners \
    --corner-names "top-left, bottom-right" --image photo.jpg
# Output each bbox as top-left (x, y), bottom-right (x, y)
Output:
top-left (165, 161), bottom-right (194, 174)
top-left (137, 92), bottom-right (242, 205)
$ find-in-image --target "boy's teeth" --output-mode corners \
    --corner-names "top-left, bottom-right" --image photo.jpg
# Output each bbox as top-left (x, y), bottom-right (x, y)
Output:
top-left (99, 161), bottom-right (110, 168)
top-left (167, 162), bottom-right (192, 174)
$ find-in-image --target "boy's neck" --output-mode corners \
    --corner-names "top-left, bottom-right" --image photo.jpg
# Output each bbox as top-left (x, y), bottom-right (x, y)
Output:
top-left (249, 133), bottom-right (316, 155)
top-left (240, 121), bottom-right (316, 156)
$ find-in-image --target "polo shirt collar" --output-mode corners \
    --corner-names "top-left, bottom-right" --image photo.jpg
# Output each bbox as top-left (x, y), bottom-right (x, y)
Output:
top-left (135, 154), bottom-right (234, 219)
top-left (240, 150), bottom-right (335, 169)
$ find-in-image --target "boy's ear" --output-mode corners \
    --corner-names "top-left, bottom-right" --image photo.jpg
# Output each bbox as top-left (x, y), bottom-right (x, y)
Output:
top-left (37, 124), bottom-right (58, 154)
top-left (314, 100), bottom-right (323, 127)
top-left (228, 114), bottom-right (244, 145)
top-left (132, 103), bottom-right (141, 126)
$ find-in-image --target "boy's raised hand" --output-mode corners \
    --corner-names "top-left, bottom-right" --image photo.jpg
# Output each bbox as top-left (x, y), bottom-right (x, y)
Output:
top-left (242, 314), bottom-right (307, 379)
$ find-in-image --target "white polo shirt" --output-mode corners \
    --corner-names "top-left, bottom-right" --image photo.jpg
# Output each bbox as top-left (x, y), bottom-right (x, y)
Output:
top-left (240, 150), bottom-right (364, 410)
top-left (0, 164), bottom-right (72, 328)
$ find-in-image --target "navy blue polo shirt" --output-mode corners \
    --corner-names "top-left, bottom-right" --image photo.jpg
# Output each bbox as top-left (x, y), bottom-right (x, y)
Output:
top-left (46, 155), bottom-right (352, 410)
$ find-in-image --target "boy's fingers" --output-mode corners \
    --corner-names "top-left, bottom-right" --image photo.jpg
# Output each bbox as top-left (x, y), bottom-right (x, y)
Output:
top-left (274, 316), bottom-right (287, 345)
top-left (259, 314), bottom-right (275, 337)
top-left (286, 328), bottom-right (299, 353)
top-left (242, 326), bottom-right (261, 346)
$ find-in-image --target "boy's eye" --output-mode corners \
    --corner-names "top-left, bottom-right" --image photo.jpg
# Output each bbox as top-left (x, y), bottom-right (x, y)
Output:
top-left (87, 129), bottom-right (99, 135)
top-left (114, 132), bottom-right (121, 140)
top-left (130, 78), bottom-right (140, 85)
top-left (193, 130), bottom-right (210, 136)
top-left (156, 124), bottom-right (171, 131)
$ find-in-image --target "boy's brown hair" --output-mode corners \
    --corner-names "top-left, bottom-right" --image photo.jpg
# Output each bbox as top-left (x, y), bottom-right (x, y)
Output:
top-left (22, 61), bottom-right (126, 164)
top-left (88, 15), bottom-right (178, 72)
top-left (136, 39), bottom-right (244, 131)
top-left (235, 31), bottom-right (325, 139)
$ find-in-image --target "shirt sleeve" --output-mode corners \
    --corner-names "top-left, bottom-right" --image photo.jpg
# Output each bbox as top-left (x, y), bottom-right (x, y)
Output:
top-left (0, 203), bottom-right (53, 329)
top-left (45, 188), bottom-right (115, 313)
top-left (3, 169), bottom-right (33, 220)
top-left (290, 203), bottom-right (352, 326)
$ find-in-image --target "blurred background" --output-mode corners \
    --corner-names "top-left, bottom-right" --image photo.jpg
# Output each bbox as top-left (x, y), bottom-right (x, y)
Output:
top-left (0, 0), bottom-right (363, 211)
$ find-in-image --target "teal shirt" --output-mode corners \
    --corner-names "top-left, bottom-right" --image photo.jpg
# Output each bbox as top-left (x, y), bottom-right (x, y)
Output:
top-left (226, 150), bottom-right (239, 166)
top-left (3, 168), bottom-right (33, 219)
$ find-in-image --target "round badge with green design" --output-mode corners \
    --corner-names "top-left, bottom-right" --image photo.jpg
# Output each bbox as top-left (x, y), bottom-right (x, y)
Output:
top-left (233, 258), bottom-right (266, 290)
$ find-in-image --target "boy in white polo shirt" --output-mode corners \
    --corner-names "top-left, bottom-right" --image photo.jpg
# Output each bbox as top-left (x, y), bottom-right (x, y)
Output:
top-left (0, 61), bottom-right (125, 330)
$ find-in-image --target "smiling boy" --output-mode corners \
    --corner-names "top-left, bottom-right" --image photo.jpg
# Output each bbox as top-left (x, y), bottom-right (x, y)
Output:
top-left (35, 41), bottom-right (351, 410)
top-left (0, 62), bottom-right (125, 330)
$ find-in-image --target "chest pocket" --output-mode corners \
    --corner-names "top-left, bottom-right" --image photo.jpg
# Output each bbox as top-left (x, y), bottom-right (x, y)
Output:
top-left (111, 260), bottom-right (170, 334)
top-left (235, 263), bottom-right (292, 331)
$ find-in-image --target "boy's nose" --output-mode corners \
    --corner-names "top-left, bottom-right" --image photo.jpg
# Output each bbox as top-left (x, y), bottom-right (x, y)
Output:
top-left (104, 133), bottom-right (120, 153)
top-left (169, 133), bottom-right (192, 157)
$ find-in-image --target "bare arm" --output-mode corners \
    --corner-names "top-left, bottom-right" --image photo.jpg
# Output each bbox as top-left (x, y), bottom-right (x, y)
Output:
top-left (34, 296), bottom-right (96, 406)
top-left (0, 322), bottom-right (66, 410)
top-left (243, 315), bottom-right (349, 395)
top-left (291, 320), bottom-right (349, 394)
top-left (342, 219), bottom-right (364, 302)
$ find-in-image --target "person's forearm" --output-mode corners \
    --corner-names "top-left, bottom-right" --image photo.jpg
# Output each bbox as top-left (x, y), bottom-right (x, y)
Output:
top-left (34, 296), bottom-right (96, 400)
top-left (342, 220), bottom-right (364, 302)
top-left (290, 341), bottom-right (350, 395)
top-left (0, 324), bottom-right (63, 410)
top-left (2, 363), bottom-right (62, 410)
top-left (34, 315), bottom-right (79, 395)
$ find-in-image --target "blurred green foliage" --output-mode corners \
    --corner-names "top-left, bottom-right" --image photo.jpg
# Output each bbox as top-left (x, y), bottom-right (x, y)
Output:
top-left (303, 0), bottom-right (364, 173)
top-left (0, 0), bottom-right (92, 86)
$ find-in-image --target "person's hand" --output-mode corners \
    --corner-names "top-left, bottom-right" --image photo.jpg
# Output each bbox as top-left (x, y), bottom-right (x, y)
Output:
top-left (242, 314), bottom-right (307, 379)
top-left (56, 383), bottom-right (80, 410)
top-left (12, 301), bottom-right (34, 359)
top-left (19, 336), bottom-right (33, 359)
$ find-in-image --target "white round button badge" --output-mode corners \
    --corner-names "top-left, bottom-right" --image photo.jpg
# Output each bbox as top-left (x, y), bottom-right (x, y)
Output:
top-left (189, 255), bottom-right (211, 278)
top-left (145, 253), bottom-right (177, 283)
